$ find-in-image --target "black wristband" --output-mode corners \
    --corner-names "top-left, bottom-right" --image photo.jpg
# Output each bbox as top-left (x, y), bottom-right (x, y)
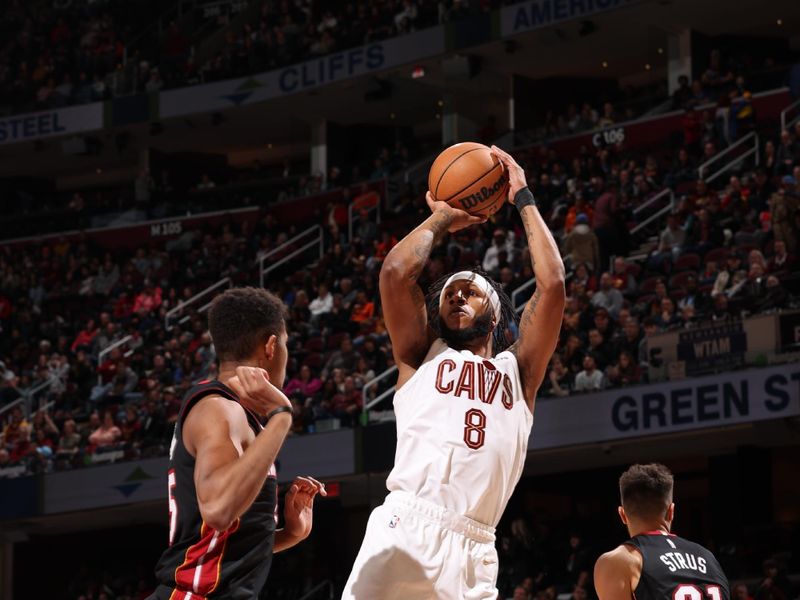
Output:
top-left (266, 406), bottom-right (293, 422)
top-left (514, 187), bottom-right (537, 211)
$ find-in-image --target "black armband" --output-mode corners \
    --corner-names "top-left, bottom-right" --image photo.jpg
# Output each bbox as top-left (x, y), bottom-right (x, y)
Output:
top-left (266, 406), bottom-right (293, 422)
top-left (514, 187), bottom-right (537, 211)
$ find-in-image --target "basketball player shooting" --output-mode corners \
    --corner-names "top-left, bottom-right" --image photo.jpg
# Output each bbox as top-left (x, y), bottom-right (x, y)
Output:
top-left (342, 146), bottom-right (566, 599)
top-left (148, 288), bottom-right (326, 600)
top-left (594, 464), bottom-right (730, 600)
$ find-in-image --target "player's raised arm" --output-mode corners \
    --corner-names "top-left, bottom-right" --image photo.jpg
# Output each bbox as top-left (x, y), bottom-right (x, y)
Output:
top-left (380, 197), bottom-right (484, 387)
top-left (491, 145), bottom-right (566, 409)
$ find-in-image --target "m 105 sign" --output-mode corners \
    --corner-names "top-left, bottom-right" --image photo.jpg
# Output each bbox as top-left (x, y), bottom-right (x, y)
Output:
top-left (677, 322), bottom-right (747, 375)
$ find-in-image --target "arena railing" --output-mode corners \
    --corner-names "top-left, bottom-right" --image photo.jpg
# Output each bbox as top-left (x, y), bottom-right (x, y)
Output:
top-left (698, 132), bottom-right (760, 185)
top-left (96, 334), bottom-right (135, 385)
top-left (362, 365), bottom-right (399, 413)
top-left (631, 189), bottom-right (676, 236)
top-left (780, 98), bottom-right (800, 132)
top-left (296, 580), bottom-right (335, 600)
top-left (257, 225), bottom-right (324, 288)
top-left (164, 277), bottom-right (232, 332)
top-left (0, 378), bottom-right (59, 420)
top-left (512, 278), bottom-right (536, 314)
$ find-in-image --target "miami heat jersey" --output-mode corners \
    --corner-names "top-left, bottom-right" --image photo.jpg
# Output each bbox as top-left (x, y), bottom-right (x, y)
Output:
top-left (386, 339), bottom-right (533, 527)
top-left (150, 381), bottom-right (278, 600)
top-left (626, 532), bottom-right (730, 600)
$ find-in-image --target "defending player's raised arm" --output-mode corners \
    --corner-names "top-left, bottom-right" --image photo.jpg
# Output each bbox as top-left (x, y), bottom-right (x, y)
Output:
top-left (380, 197), bottom-right (484, 386)
top-left (594, 546), bottom-right (642, 600)
top-left (184, 368), bottom-right (293, 531)
top-left (492, 146), bottom-right (566, 408)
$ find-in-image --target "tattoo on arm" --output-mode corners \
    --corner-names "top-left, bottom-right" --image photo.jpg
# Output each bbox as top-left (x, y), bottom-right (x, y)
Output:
top-left (510, 288), bottom-right (543, 360)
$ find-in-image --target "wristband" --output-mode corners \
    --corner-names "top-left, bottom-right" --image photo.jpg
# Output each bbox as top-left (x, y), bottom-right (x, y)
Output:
top-left (266, 406), bottom-right (293, 422)
top-left (514, 187), bottom-right (537, 211)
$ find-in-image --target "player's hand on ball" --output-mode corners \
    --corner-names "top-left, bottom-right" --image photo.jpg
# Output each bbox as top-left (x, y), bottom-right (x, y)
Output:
top-left (425, 191), bottom-right (487, 233)
top-left (227, 366), bottom-right (291, 416)
top-left (283, 476), bottom-right (327, 540)
top-left (490, 145), bottom-right (528, 203)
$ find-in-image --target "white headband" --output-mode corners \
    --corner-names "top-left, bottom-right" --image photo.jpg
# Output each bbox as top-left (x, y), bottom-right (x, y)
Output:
top-left (439, 271), bottom-right (501, 322)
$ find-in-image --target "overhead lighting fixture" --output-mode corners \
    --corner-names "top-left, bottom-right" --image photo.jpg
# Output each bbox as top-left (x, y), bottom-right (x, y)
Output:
top-left (390, 113), bottom-right (396, 120)
top-left (267, 143), bottom-right (273, 149)
top-left (645, 63), bottom-right (652, 70)
top-left (437, 99), bottom-right (444, 107)
top-left (602, 61), bottom-right (608, 68)
top-left (657, 47), bottom-right (664, 54)
top-left (435, 113), bottom-right (441, 120)
top-left (96, 168), bottom-right (103, 174)
top-left (777, 18), bottom-right (783, 26)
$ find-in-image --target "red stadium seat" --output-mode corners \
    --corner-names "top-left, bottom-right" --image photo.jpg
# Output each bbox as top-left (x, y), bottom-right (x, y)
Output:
top-left (326, 331), bottom-right (348, 350)
top-left (673, 253), bottom-right (700, 272)
top-left (304, 337), bottom-right (324, 352)
top-left (303, 353), bottom-right (323, 369)
top-left (669, 271), bottom-right (695, 289)
top-left (704, 247), bottom-right (729, 264)
top-left (638, 276), bottom-right (662, 294)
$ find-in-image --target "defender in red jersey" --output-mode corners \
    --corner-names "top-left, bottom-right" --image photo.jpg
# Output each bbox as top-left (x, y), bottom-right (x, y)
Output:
top-left (149, 287), bottom-right (325, 600)
top-left (595, 464), bottom-right (729, 600)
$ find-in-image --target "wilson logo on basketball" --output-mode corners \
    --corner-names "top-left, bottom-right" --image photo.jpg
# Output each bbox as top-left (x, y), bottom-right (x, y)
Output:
top-left (457, 172), bottom-right (508, 210)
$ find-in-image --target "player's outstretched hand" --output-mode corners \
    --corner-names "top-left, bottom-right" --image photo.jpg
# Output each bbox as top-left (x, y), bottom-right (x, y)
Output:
top-left (490, 145), bottom-right (528, 203)
top-left (425, 191), bottom-right (487, 233)
top-left (227, 366), bottom-right (291, 417)
top-left (283, 476), bottom-right (327, 540)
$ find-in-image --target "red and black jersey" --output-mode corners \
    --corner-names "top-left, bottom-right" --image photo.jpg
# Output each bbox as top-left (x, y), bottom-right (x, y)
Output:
top-left (625, 532), bottom-right (730, 600)
top-left (149, 380), bottom-right (278, 600)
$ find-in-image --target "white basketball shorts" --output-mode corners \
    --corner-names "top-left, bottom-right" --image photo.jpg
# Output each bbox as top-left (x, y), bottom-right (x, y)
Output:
top-left (342, 491), bottom-right (499, 599)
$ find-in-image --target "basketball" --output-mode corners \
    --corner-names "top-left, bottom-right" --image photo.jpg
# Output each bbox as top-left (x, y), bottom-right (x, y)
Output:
top-left (428, 142), bottom-right (509, 217)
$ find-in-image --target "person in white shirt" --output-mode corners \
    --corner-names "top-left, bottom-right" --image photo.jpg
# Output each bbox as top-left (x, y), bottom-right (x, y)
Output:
top-left (309, 284), bottom-right (333, 322)
top-left (482, 228), bottom-right (515, 275)
top-left (574, 354), bottom-right (605, 392)
top-left (590, 273), bottom-right (624, 319)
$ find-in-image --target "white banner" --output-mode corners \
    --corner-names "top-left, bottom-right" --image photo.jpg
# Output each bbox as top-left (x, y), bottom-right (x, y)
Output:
top-left (160, 27), bottom-right (444, 119)
top-left (0, 103), bottom-right (103, 146)
top-left (501, 0), bottom-right (637, 37)
top-left (530, 362), bottom-right (800, 450)
top-left (43, 430), bottom-right (355, 514)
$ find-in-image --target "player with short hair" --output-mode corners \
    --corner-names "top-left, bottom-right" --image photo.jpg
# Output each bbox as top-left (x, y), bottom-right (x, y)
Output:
top-left (594, 463), bottom-right (730, 600)
top-left (343, 146), bottom-right (566, 599)
top-left (149, 287), bottom-right (325, 600)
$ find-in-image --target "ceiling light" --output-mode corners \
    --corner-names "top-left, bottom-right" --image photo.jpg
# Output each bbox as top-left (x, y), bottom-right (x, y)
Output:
top-left (645, 63), bottom-right (651, 70)
top-left (601, 61), bottom-right (608, 68)
top-left (657, 47), bottom-right (664, 54)
top-left (777, 18), bottom-right (783, 26)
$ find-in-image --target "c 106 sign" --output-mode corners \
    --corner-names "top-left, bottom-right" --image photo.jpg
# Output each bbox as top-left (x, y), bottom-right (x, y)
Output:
top-left (592, 127), bottom-right (626, 147)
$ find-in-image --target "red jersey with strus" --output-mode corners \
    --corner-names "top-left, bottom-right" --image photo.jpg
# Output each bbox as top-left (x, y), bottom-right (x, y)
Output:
top-left (149, 380), bottom-right (278, 600)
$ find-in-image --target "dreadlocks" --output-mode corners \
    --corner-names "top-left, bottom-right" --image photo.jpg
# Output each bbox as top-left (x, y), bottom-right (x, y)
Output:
top-left (425, 267), bottom-right (519, 355)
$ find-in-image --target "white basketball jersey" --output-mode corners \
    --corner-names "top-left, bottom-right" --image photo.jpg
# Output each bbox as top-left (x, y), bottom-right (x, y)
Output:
top-left (386, 339), bottom-right (533, 528)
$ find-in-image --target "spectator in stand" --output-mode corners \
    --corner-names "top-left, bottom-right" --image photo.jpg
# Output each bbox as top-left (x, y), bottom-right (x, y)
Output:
top-left (88, 411), bottom-right (122, 449)
top-left (543, 354), bottom-right (572, 397)
top-left (70, 319), bottom-right (98, 353)
top-left (482, 227), bottom-right (515, 276)
top-left (133, 280), bottom-right (163, 315)
top-left (755, 558), bottom-right (794, 600)
top-left (611, 257), bottom-right (637, 297)
top-left (587, 328), bottom-right (614, 370)
top-left (650, 213), bottom-right (686, 271)
top-left (562, 214), bottom-right (599, 272)
top-left (711, 293), bottom-right (733, 322)
top-left (285, 365), bottom-right (322, 401)
top-left (775, 130), bottom-right (796, 176)
top-left (309, 283), bottom-right (334, 324)
top-left (655, 297), bottom-right (680, 330)
top-left (350, 291), bottom-right (375, 327)
top-left (767, 240), bottom-right (796, 274)
top-left (607, 350), bottom-right (643, 387)
top-left (321, 338), bottom-right (358, 379)
top-left (590, 273), bottom-right (624, 319)
top-left (330, 375), bottom-right (362, 426)
top-left (564, 194), bottom-right (593, 233)
top-left (731, 582), bottom-right (753, 600)
top-left (672, 75), bottom-right (692, 109)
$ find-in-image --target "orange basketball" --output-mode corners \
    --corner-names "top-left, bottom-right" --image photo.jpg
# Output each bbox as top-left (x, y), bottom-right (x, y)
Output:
top-left (428, 142), bottom-right (509, 217)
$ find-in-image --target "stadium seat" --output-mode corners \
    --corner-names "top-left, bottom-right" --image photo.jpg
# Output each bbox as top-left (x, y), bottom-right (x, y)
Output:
top-left (669, 272), bottom-right (696, 289)
top-left (704, 247), bottom-right (730, 264)
top-left (638, 276), bottom-right (662, 294)
top-left (673, 253), bottom-right (700, 272)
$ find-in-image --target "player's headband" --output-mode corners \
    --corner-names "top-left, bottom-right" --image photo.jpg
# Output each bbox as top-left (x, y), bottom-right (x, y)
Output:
top-left (439, 271), bottom-right (501, 322)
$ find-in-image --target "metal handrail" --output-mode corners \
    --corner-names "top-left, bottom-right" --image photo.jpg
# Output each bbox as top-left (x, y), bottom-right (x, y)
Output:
top-left (366, 386), bottom-right (397, 412)
top-left (362, 365), bottom-right (398, 411)
top-left (348, 194), bottom-right (382, 242)
top-left (297, 580), bottom-right (335, 600)
top-left (698, 132), bottom-right (759, 184)
top-left (631, 191), bottom-right (676, 235)
top-left (0, 376), bottom-right (59, 418)
top-left (258, 225), bottom-right (323, 288)
top-left (511, 278), bottom-right (536, 313)
top-left (165, 277), bottom-right (231, 331)
top-left (633, 187), bottom-right (672, 216)
top-left (780, 99), bottom-right (800, 132)
top-left (0, 396), bottom-right (25, 420)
